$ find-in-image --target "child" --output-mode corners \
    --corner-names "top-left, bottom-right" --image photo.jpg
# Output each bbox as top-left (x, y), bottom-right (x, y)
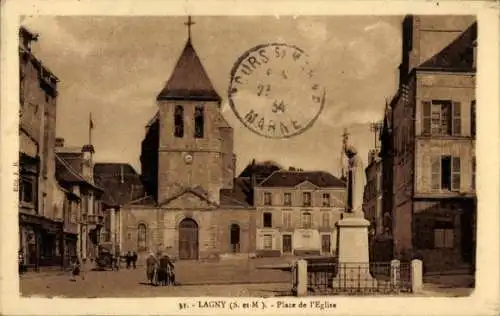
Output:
top-left (81, 257), bottom-right (92, 280)
top-left (70, 257), bottom-right (80, 282)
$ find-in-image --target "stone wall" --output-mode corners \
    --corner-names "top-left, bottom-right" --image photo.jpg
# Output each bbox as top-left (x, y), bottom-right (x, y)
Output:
top-left (119, 206), bottom-right (255, 261)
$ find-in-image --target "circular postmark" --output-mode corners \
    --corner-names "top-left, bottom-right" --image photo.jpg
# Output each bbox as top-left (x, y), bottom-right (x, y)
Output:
top-left (228, 43), bottom-right (326, 139)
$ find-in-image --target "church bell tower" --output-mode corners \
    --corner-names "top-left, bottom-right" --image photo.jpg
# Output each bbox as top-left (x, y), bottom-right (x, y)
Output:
top-left (156, 17), bottom-right (225, 204)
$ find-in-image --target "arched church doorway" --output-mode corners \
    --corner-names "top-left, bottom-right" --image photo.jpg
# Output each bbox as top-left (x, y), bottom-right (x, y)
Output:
top-left (230, 224), bottom-right (240, 253)
top-left (178, 218), bottom-right (199, 260)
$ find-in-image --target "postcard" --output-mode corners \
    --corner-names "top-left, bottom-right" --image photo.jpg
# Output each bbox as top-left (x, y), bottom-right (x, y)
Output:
top-left (1, 0), bottom-right (499, 315)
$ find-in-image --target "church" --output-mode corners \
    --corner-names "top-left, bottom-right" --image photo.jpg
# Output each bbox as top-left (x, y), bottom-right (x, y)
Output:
top-left (115, 21), bottom-right (257, 260)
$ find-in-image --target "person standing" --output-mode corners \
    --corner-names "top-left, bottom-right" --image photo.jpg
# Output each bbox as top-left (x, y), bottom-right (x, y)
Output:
top-left (126, 251), bottom-right (132, 269)
top-left (132, 251), bottom-right (138, 269)
top-left (81, 257), bottom-right (93, 280)
top-left (112, 252), bottom-right (120, 271)
top-left (18, 250), bottom-right (25, 275)
top-left (70, 257), bottom-right (80, 282)
top-left (145, 252), bottom-right (158, 285)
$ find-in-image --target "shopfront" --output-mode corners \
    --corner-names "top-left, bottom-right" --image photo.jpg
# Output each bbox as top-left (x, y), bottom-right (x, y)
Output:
top-left (19, 213), bottom-right (64, 270)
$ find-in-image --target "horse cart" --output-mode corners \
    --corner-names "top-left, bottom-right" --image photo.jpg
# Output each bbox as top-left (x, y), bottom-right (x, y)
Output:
top-left (95, 242), bottom-right (115, 270)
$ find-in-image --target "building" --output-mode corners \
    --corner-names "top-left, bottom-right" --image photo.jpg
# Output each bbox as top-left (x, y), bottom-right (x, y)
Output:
top-left (18, 26), bottom-right (64, 269)
top-left (384, 15), bottom-right (477, 272)
top-left (254, 170), bottom-right (346, 257)
top-left (364, 150), bottom-right (383, 235)
top-left (55, 139), bottom-right (105, 259)
top-left (117, 32), bottom-right (257, 260)
top-left (93, 163), bottom-right (147, 256)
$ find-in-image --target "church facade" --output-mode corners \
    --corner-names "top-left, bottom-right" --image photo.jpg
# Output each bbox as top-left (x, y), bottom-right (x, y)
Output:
top-left (118, 36), bottom-right (257, 260)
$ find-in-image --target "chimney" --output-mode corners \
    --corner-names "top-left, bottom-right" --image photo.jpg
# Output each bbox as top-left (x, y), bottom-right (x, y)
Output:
top-left (55, 137), bottom-right (65, 148)
top-left (81, 144), bottom-right (95, 183)
top-left (120, 164), bottom-right (124, 184)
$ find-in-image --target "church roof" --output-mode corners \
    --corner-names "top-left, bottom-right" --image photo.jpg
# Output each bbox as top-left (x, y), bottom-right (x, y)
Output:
top-left (259, 170), bottom-right (346, 188)
top-left (93, 163), bottom-right (146, 207)
top-left (55, 154), bottom-right (103, 192)
top-left (156, 39), bottom-right (221, 102)
top-left (220, 177), bottom-right (254, 207)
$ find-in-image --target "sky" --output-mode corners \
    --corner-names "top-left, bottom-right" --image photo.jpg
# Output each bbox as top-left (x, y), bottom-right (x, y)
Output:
top-left (21, 15), bottom-right (403, 177)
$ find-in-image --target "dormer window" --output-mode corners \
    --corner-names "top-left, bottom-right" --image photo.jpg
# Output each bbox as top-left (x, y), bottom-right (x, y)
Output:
top-left (174, 105), bottom-right (184, 138)
top-left (194, 105), bottom-right (204, 138)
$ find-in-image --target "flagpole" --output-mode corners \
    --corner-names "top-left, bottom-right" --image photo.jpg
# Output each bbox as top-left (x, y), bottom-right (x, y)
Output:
top-left (89, 112), bottom-right (92, 145)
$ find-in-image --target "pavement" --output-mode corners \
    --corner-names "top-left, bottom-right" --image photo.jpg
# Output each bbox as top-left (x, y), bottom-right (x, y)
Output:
top-left (19, 258), bottom-right (474, 298)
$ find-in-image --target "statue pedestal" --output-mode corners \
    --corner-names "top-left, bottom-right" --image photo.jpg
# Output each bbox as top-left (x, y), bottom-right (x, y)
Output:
top-left (332, 214), bottom-right (377, 289)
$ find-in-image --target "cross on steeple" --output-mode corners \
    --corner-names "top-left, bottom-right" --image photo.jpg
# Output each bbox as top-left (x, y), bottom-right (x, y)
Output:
top-left (184, 15), bottom-right (195, 40)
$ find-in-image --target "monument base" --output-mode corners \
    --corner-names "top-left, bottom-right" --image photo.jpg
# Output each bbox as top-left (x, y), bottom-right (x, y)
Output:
top-left (331, 264), bottom-right (378, 289)
top-left (331, 214), bottom-right (377, 289)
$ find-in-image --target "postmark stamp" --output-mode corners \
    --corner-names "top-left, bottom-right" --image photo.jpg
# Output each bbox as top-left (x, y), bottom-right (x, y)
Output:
top-left (228, 43), bottom-right (326, 139)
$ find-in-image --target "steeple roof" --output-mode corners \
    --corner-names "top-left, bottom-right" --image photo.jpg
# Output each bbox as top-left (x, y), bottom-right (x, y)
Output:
top-left (156, 39), bottom-right (221, 102)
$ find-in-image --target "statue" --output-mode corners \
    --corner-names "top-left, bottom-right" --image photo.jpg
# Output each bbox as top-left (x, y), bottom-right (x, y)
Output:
top-left (343, 130), bottom-right (366, 216)
top-left (331, 129), bottom-right (376, 290)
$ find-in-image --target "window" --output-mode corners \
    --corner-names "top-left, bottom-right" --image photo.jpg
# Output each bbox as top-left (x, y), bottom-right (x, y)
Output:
top-left (472, 156), bottom-right (476, 190)
top-left (322, 193), bottom-right (330, 207)
top-left (263, 235), bottom-right (273, 249)
top-left (302, 192), bottom-right (312, 207)
top-left (471, 100), bottom-right (476, 137)
top-left (70, 201), bottom-right (77, 223)
top-left (263, 212), bottom-right (272, 228)
top-left (19, 175), bottom-right (35, 205)
top-left (431, 156), bottom-right (461, 191)
top-left (174, 105), bottom-right (184, 138)
top-left (283, 211), bottom-right (292, 228)
top-left (283, 192), bottom-right (292, 206)
top-left (137, 223), bottom-right (147, 252)
top-left (302, 212), bottom-right (312, 229)
top-left (63, 198), bottom-right (70, 223)
top-left (434, 222), bottom-right (454, 249)
top-left (422, 100), bottom-right (461, 136)
top-left (194, 105), bottom-right (204, 138)
top-left (264, 192), bottom-right (272, 206)
top-left (321, 211), bottom-right (330, 228)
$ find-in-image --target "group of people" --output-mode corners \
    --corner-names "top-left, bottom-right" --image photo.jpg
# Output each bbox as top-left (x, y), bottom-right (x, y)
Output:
top-left (67, 250), bottom-right (177, 286)
top-left (145, 252), bottom-right (176, 286)
top-left (124, 251), bottom-right (138, 269)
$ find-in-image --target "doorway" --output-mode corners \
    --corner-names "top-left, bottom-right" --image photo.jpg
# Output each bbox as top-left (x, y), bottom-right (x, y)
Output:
top-left (230, 224), bottom-right (240, 253)
top-left (178, 218), bottom-right (199, 260)
top-left (321, 234), bottom-right (331, 254)
top-left (282, 234), bottom-right (292, 254)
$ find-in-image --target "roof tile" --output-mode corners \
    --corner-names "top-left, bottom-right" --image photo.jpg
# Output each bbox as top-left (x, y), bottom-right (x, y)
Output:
top-left (259, 170), bottom-right (346, 188)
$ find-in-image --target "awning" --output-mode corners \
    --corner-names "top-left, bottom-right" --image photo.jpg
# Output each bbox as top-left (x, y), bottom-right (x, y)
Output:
top-left (19, 213), bottom-right (62, 233)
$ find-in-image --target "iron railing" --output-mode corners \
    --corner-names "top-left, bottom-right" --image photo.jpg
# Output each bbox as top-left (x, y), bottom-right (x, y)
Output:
top-left (303, 261), bottom-right (412, 295)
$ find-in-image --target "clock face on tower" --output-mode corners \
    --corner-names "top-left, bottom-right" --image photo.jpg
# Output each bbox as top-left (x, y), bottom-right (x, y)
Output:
top-left (184, 153), bottom-right (193, 164)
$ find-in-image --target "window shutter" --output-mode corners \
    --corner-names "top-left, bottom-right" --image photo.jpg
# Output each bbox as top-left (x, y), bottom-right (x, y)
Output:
top-left (422, 101), bottom-right (431, 135)
top-left (445, 229), bottom-right (454, 248)
top-left (431, 156), bottom-right (441, 190)
top-left (472, 156), bottom-right (476, 190)
top-left (471, 101), bottom-right (476, 137)
top-left (452, 101), bottom-right (461, 135)
top-left (451, 157), bottom-right (461, 190)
